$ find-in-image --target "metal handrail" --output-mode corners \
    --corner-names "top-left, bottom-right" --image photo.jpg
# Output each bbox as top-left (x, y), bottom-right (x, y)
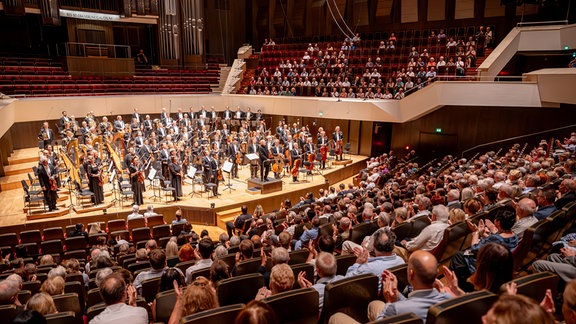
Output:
top-left (55, 42), bottom-right (131, 59)
top-left (461, 123), bottom-right (576, 158)
top-left (517, 20), bottom-right (569, 27)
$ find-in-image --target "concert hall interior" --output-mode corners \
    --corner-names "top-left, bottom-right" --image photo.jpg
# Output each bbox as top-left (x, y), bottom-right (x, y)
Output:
top-left (0, 0), bottom-right (576, 323)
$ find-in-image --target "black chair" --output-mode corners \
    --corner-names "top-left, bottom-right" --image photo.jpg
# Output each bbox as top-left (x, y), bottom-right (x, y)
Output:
top-left (188, 267), bottom-right (212, 282)
top-left (388, 264), bottom-right (409, 293)
top-left (321, 273), bottom-right (379, 324)
top-left (18, 290), bottom-right (32, 305)
top-left (153, 224), bottom-right (171, 239)
top-left (107, 219), bottom-right (126, 233)
top-left (74, 180), bottom-right (94, 207)
top-left (53, 292), bottom-right (83, 318)
top-left (180, 303), bottom-right (244, 324)
top-left (367, 312), bottom-right (423, 324)
top-left (155, 289), bottom-right (180, 323)
top-left (288, 248), bottom-right (309, 265)
top-left (86, 303), bottom-right (106, 322)
top-left (142, 276), bottom-right (161, 303)
top-left (87, 288), bottom-right (103, 308)
top-left (46, 311), bottom-right (80, 324)
top-left (234, 258), bottom-right (263, 276)
top-left (20, 229), bottom-right (42, 245)
top-left (22, 280), bottom-right (41, 295)
top-left (426, 290), bottom-right (497, 324)
top-left (350, 222), bottom-right (378, 244)
top-left (65, 236), bottom-right (88, 252)
top-left (64, 281), bottom-right (85, 313)
top-left (264, 287), bottom-right (319, 324)
top-left (22, 180), bottom-right (46, 214)
top-left (43, 227), bottom-right (64, 241)
top-left (217, 273), bottom-right (264, 306)
top-left (0, 304), bottom-right (19, 323)
top-left (335, 254), bottom-right (357, 276)
top-left (175, 260), bottom-right (196, 274)
top-left (131, 227), bottom-right (151, 243)
top-left (127, 261), bottom-right (151, 275)
top-left (291, 263), bottom-right (314, 289)
top-left (41, 239), bottom-right (64, 255)
top-left (499, 271), bottom-right (558, 302)
top-left (148, 215), bottom-right (165, 227)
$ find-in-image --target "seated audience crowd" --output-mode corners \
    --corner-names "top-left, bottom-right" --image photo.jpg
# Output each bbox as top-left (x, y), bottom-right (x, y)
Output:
top-left (1, 130), bottom-right (576, 323)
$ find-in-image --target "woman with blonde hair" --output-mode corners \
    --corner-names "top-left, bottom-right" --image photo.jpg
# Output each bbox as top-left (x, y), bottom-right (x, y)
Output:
top-left (26, 292), bottom-right (57, 315)
top-left (253, 205), bottom-right (264, 219)
top-left (40, 276), bottom-right (65, 296)
top-left (449, 208), bottom-right (466, 224)
top-left (168, 276), bottom-right (219, 324)
top-left (166, 240), bottom-right (179, 259)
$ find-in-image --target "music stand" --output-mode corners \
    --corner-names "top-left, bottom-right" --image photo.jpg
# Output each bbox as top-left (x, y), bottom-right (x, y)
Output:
top-left (222, 161), bottom-right (235, 193)
top-left (186, 166), bottom-right (200, 198)
top-left (246, 153), bottom-right (259, 179)
top-left (109, 170), bottom-right (120, 206)
top-left (148, 167), bottom-right (162, 201)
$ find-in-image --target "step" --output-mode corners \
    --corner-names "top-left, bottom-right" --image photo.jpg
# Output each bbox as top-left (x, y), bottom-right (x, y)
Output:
top-left (4, 161), bottom-right (38, 176)
top-left (0, 174), bottom-right (30, 191)
top-left (216, 207), bottom-right (242, 231)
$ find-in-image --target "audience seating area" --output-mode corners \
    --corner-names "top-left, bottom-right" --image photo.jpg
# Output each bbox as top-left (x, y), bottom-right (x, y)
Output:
top-left (0, 57), bottom-right (220, 97)
top-left (1, 130), bottom-right (575, 323)
top-left (241, 26), bottom-right (493, 98)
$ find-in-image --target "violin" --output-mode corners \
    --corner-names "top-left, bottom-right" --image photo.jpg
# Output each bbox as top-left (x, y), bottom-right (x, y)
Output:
top-left (137, 170), bottom-right (145, 183)
top-left (49, 177), bottom-right (58, 191)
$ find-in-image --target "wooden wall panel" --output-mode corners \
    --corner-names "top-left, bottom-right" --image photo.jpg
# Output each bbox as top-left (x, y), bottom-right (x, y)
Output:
top-left (359, 121), bottom-right (373, 156)
top-left (390, 104), bottom-right (576, 160)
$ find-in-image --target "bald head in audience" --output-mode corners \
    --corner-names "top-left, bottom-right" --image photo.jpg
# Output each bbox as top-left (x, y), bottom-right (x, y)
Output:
top-left (407, 251), bottom-right (438, 289)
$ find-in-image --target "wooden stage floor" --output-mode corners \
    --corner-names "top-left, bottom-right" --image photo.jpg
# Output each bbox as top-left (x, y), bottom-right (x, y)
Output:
top-left (0, 151), bottom-right (368, 236)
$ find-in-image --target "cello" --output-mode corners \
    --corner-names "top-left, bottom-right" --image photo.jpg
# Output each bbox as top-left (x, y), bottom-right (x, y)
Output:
top-left (291, 158), bottom-right (301, 178)
top-left (306, 151), bottom-right (315, 171)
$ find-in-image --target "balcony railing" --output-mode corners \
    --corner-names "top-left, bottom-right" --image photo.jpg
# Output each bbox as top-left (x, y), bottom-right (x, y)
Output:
top-left (56, 42), bottom-right (131, 59)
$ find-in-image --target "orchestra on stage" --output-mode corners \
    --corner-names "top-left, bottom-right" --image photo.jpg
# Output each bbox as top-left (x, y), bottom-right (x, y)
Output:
top-left (39, 106), bottom-right (346, 208)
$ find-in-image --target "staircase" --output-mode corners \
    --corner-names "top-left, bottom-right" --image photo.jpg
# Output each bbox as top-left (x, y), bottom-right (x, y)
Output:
top-left (465, 47), bottom-right (493, 78)
top-left (211, 64), bottom-right (230, 94)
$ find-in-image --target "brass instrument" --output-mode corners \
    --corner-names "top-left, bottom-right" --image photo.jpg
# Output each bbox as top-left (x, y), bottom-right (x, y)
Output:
top-left (42, 131), bottom-right (49, 140)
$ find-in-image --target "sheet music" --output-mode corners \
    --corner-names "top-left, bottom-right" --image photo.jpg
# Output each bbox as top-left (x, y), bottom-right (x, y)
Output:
top-left (223, 161), bottom-right (233, 173)
top-left (147, 168), bottom-right (157, 180)
top-left (187, 166), bottom-right (197, 178)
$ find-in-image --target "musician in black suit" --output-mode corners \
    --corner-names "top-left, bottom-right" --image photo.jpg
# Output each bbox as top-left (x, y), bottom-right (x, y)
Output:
top-left (38, 156), bottom-right (58, 211)
top-left (143, 115), bottom-right (153, 136)
top-left (169, 155), bottom-right (183, 200)
top-left (59, 111), bottom-right (71, 128)
top-left (202, 150), bottom-right (219, 196)
top-left (86, 154), bottom-right (104, 205)
top-left (38, 122), bottom-right (55, 148)
top-left (332, 126), bottom-right (344, 161)
top-left (132, 108), bottom-right (141, 124)
top-left (129, 156), bottom-right (144, 205)
top-left (247, 138), bottom-right (259, 178)
top-left (258, 139), bottom-right (271, 182)
top-left (160, 108), bottom-right (170, 125)
top-left (291, 143), bottom-right (301, 182)
top-left (113, 115), bottom-right (125, 133)
top-left (159, 143), bottom-right (170, 181)
top-left (222, 106), bottom-right (233, 124)
top-left (228, 138), bottom-right (241, 179)
top-left (232, 106), bottom-right (242, 119)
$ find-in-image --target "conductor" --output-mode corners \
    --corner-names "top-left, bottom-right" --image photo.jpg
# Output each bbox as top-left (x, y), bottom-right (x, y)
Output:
top-left (258, 139), bottom-right (271, 182)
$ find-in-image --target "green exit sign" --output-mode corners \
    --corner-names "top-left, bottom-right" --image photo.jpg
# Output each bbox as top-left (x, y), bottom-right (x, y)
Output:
top-left (435, 128), bottom-right (442, 133)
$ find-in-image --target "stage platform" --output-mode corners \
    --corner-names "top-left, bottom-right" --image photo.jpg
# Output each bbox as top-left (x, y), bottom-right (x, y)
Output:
top-left (0, 149), bottom-right (368, 237)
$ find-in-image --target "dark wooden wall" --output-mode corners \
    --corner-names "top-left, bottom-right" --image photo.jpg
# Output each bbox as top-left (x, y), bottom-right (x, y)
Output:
top-left (390, 104), bottom-right (576, 161)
